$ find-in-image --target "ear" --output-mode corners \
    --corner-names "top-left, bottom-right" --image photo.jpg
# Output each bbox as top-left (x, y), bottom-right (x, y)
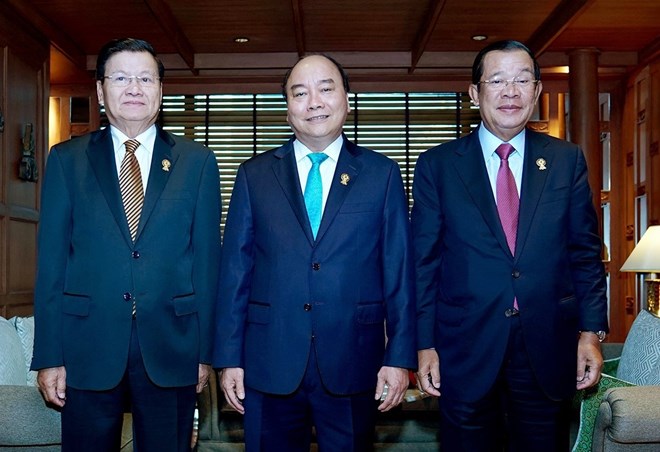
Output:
top-left (96, 80), bottom-right (104, 106)
top-left (468, 84), bottom-right (480, 107)
top-left (345, 93), bottom-right (351, 113)
top-left (534, 81), bottom-right (544, 104)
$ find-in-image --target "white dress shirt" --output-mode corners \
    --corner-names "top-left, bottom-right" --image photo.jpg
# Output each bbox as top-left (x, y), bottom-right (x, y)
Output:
top-left (294, 135), bottom-right (343, 213)
top-left (478, 124), bottom-right (526, 201)
top-left (111, 124), bottom-right (156, 195)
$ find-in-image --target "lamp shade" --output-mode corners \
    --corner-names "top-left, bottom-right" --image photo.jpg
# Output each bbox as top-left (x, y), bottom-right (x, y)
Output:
top-left (620, 226), bottom-right (660, 272)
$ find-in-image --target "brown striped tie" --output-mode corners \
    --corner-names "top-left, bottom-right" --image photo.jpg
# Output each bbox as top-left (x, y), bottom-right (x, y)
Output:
top-left (119, 139), bottom-right (144, 243)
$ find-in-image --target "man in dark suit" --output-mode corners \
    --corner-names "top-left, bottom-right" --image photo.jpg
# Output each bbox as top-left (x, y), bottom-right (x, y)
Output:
top-left (412, 40), bottom-right (609, 451)
top-left (213, 54), bottom-right (416, 451)
top-left (31, 38), bottom-right (221, 452)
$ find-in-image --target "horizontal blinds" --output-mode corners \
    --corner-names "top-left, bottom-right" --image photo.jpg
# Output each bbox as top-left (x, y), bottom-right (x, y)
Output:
top-left (156, 92), bottom-right (481, 229)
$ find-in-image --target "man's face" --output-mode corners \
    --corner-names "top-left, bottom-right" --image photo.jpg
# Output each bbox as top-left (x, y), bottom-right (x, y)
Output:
top-left (285, 55), bottom-right (351, 151)
top-left (96, 51), bottom-right (162, 136)
top-left (468, 49), bottom-right (542, 142)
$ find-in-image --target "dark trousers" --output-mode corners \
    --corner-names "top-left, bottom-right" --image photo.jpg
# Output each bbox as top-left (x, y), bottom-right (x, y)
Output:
top-left (243, 348), bottom-right (377, 452)
top-left (61, 320), bottom-right (197, 452)
top-left (439, 316), bottom-right (571, 452)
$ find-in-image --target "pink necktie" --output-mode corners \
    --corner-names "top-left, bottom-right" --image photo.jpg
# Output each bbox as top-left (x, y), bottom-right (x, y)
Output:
top-left (496, 143), bottom-right (519, 311)
top-left (495, 143), bottom-right (519, 255)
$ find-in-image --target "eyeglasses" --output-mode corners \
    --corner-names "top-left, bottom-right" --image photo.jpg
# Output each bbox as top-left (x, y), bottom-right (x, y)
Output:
top-left (103, 74), bottom-right (160, 87)
top-left (478, 78), bottom-right (538, 91)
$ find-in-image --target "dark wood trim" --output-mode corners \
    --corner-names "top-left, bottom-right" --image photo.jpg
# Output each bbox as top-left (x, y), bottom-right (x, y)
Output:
top-left (409, 0), bottom-right (448, 74)
top-left (526, 0), bottom-right (597, 56)
top-left (143, 0), bottom-right (197, 75)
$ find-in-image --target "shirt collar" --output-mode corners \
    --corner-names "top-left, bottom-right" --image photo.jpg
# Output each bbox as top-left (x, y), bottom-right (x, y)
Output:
top-left (478, 123), bottom-right (526, 160)
top-left (294, 135), bottom-right (343, 163)
top-left (110, 124), bottom-right (157, 153)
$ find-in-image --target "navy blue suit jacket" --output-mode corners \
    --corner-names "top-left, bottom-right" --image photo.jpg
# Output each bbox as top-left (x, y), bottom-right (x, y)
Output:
top-left (213, 136), bottom-right (416, 395)
top-left (412, 128), bottom-right (608, 402)
top-left (31, 126), bottom-right (221, 390)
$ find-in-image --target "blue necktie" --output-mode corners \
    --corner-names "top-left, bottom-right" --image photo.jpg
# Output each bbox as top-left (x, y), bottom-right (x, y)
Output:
top-left (304, 152), bottom-right (329, 239)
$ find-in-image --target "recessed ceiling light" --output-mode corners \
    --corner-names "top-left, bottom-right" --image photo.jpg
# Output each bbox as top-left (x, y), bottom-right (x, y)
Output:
top-left (472, 35), bottom-right (487, 41)
top-left (234, 37), bottom-right (249, 43)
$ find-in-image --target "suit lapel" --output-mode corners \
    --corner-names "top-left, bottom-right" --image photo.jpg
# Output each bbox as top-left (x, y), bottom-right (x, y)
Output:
top-left (136, 128), bottom-right (177, 241)
top-left (87, 128), bottom-right (133, 245)
top-left (314, 139), bottom-right (362, 243)
top-left (272, 138), bottom-right (315, 244)
top-left (515, 131), bottom-right (552, 261)
top-left (453, 131), bottom-right (512, 258)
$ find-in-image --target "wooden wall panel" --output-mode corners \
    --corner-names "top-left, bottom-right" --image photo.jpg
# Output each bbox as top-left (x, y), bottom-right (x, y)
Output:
top-left (649, 60), bottom-right (660, 226)
top-left (0, 5), bottom-right (48, 318)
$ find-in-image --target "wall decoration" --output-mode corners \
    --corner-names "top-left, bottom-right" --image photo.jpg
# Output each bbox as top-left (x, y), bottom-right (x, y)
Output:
top-left (18, 123), bottom-right (38, 182)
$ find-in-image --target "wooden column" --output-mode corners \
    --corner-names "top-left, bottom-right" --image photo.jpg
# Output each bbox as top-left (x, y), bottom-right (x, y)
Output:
top-left (568, 48), bottom-right (602, 216)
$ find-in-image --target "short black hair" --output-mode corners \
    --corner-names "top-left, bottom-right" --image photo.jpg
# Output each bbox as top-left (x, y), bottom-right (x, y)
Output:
top-left (95, 38), bottom-right (164, 82)
top-left (471, 40), bottom-right (540, 88)
top-left (281, 53), bottom-right (351, 101)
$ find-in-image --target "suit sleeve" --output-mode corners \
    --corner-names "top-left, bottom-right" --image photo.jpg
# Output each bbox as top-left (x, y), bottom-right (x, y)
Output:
top-left (568, 148), bottom-right (608, 333)
top-left (193, 151), bottom-right (222, 364)
top-left (381, 162), bottom-right (417, 370)
top-left (31, 147), bottom-right (72, 370)
top-left (212, 164), bottom-right (253, 368)
top-left (410, 152), bottom-right (444, 350)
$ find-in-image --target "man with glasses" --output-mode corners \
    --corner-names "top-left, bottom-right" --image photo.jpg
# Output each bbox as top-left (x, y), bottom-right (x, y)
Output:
top-left (412, 40), bottom-right (608, 450)
top-left (31, 38), bottom-right (221, 451)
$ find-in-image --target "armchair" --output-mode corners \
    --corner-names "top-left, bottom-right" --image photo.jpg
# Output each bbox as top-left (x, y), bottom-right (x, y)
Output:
top-left (0, 316), bottom-right (61, 451)
top-left (572, 310), bottom-right (660, 452)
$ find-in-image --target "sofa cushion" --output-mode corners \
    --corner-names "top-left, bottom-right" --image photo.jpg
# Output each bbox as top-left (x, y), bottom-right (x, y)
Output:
top-left (0, 316), bottom-right (26, 385)
top-left (616, 309), bottom-right (660, 385)
top-left (9, 316), bottom-right (38, 386)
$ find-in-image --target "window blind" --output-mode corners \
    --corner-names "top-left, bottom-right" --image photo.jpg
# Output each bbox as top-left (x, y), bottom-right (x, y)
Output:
top-left (156, 91), bottom-right (479, 229)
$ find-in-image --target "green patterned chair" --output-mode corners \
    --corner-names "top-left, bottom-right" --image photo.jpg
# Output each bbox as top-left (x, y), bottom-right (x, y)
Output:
top-left (572, 310), bottom-right (660, 452)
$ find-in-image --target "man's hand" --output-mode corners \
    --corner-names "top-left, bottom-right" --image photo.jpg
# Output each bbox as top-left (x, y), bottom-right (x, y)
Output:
top-left (375, 366), bottom-right (409, 412)
top-left (576, 332), bottom-right (604, 390)
top-left (37, 366), bottom-right (67, 407)
top-left (196, 364), bottom-right (212, 394)
top-left (415, 348), bottom-right (441, 397)
top-left (220, 367), bottom-right (246, 414)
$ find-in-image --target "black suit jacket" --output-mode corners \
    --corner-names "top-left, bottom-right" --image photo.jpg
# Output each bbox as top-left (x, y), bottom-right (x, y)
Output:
top-left (412, 128), bottom-right (608, 401)
top-left (213, 136), bottom-right (416, 395)
top-left (32, 126), bottom-right (221, 390)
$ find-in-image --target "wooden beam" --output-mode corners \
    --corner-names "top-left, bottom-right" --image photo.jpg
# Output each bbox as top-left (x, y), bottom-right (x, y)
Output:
top-left (290, 0), bottom-right (306, 57)
top-left (409, 0), bottom-right (448, 74)
top-left (526, 0), bottom-right (597, 57)
top-left (6, 0), bottom-right (85, 69)
top-left (142, 0), bottom-right (197, 75)
top-left (640, 36), bottom-right (660, 66)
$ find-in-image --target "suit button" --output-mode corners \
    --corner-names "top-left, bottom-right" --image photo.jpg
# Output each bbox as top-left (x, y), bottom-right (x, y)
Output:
top-left (123, 292), bottom-right (132, 301)
top-left (132, 251), bottom-right (140, 259)
top-left (312, 263), bottom-right (320, 271)
top-left (304, 303), bottom-right (312, 311)
top-left (512, 270), bottom-right (520, 278)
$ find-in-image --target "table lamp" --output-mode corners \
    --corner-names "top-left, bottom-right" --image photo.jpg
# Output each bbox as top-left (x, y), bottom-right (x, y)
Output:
top-left (620, 225), bottom-right (660, 317)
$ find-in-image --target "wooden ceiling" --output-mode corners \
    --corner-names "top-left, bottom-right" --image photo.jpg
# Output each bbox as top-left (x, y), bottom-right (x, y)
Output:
top-left (8, 0), bottom-right (660, 89)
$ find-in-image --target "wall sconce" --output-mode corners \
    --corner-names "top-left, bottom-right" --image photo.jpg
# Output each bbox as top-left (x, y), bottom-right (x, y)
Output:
top-left (621, 225), bottom-right (660, 317)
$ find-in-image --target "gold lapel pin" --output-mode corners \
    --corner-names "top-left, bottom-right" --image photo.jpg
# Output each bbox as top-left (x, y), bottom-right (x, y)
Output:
top-left (536, 158), bottom-right (547, 171)
top-left (162, 159), bottom-right (171, 172)
top-left (340, 173), bottom-right (350, 186)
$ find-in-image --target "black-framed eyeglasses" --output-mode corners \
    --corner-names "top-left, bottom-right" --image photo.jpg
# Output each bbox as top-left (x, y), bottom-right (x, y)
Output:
top-left (103, 74), bottom-right (160, 87)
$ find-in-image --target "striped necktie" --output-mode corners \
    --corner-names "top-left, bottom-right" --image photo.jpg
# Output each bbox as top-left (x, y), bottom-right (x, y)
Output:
top-left (119, 139), bottom-right (144, 243)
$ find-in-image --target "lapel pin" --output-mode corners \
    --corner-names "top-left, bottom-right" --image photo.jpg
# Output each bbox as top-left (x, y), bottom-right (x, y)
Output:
top-left (162, 159), bottom-right (171, 172)
top-left (340, 173), bottom-right (350, 186)
top-left (536, 158), bottom-right (547, 171)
